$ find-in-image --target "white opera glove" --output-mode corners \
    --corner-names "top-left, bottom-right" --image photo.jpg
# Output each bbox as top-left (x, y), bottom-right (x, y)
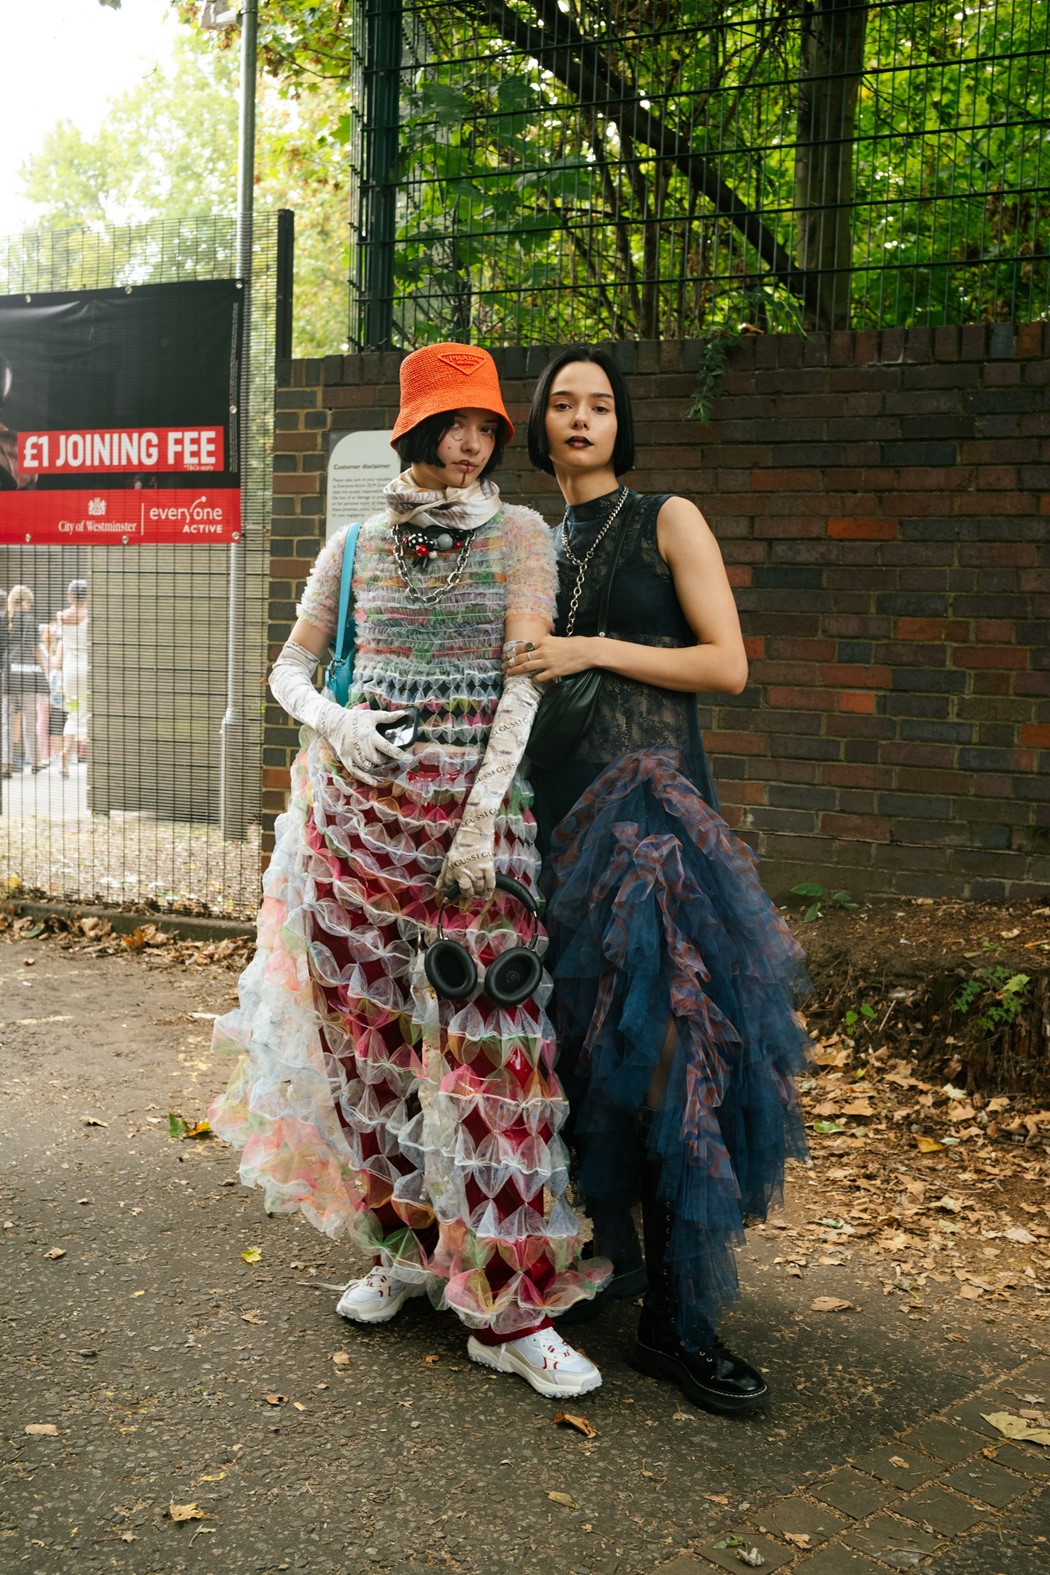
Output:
top-left (439, 648), bottom-right (542, 900)
top-left (268, 639), bottom-right (412, 785)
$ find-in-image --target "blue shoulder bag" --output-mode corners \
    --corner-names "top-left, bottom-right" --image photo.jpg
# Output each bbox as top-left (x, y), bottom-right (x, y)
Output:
top-left (322, 523), bottom-right (362, 706)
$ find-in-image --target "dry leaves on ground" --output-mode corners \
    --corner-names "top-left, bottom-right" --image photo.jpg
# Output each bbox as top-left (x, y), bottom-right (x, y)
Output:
top-left (166, 1501), bottom-right (205, 1523)
top-left (554, 1412), bottom-right (597, 1439)
top-left (0, 906), bottom-right (252, 970)
top-left (783, 1038), bottom-right (1050, 1316)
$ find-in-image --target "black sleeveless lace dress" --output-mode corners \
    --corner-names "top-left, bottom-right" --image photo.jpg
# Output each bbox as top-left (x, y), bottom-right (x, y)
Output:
top-left (532, 488), bottom-right (811, 1350)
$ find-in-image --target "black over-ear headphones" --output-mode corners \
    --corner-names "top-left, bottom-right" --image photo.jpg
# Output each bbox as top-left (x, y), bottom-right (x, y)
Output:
top-left (424, 874), bottom-right (543, 1008)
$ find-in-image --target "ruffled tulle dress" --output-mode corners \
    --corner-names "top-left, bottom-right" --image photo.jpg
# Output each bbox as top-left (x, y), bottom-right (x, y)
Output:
top-left (529, 489), bottom-right (811, 1352)
top-left (210, 496), bottom-right (607, 1336)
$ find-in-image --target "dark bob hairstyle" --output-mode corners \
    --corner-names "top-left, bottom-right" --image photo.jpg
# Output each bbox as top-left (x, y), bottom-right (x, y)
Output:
top-left (392, 409), bottom-right (505, 481)
top-left (526, 344), bottom-right (635, 478)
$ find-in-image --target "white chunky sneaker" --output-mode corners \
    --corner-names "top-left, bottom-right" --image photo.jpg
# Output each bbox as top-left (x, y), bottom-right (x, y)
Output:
top-left (466, 1328), bottom-right (602, 1398)
top-left (336, 1265), bottom-right (425, 1325)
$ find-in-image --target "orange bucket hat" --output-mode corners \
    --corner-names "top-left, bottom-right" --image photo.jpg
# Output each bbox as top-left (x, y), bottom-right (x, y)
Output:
top-left (390, 342), bottom-right (514, 445)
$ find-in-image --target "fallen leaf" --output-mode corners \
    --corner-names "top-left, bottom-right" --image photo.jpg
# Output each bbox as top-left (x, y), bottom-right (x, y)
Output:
top-left (547, 1491), bottom-right (578, 1508)
top-left (241, 1247), bottom-right (262, 1264)
top-left (422, 1354), bottom-right (439, 1366)
top-left (264, 1393), bottom-right (288, 1405)
top-left (553, 1411), bottom-right (597, 1440)
top-left (332, 1352), bottom-right (351, 1367)
top-left (241, 1310), bottom-right (265, 1325)
top-left (292, 1401), bottom-right (306, 1412)
top-left (166, 1501), bottom-right (205, 1523)
top-left (915, 1136), bottom-right (944, 1153)
top-left (810, 1297), bottom-right (852, 1312)
top-left (183, 1120), bottom-right (212, 1140)
top-left (982, 1412), bottom-right (1050, 1447)
top-left (783, 1532), bottom-right (811, 1549)
top-left (1005, 1227), bottom-right (1038, 1245)
top-left (811, 1119), bottom-right (846, 1135)
top-left (81, 1116), bottom-right (108, 1127)
top-left (167, 1113), bottom-right (188, 1139)
top-left (43, 1247), bottom-right (66, 1260)
top-left (889, 1456), bottom-right (911, 1469)
top-left (25, 1424), bottom-right (59, 1437)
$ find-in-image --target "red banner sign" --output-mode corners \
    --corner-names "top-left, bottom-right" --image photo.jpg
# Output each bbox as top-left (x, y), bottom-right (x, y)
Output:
top-left (0, 487), bottom-right (242, 545)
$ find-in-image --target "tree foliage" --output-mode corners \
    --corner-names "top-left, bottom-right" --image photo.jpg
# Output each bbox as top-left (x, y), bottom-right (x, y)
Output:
top-left (54, 1), bottom-right (1050, 349)
top-left (180, 0), bottom-right (1046, 348)
top-left (15, 21), bottom-right (350, 356)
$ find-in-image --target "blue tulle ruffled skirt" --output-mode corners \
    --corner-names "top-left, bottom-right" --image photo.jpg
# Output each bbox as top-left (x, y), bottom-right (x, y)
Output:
top-left (542, 749), bottom-right (812, 1350)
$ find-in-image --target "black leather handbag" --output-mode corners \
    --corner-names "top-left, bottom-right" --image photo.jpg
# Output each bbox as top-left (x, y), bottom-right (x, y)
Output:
top-left (525, 495), bottom-right (636, 772)
top-left (424, 874), bottom-right (543, 1008)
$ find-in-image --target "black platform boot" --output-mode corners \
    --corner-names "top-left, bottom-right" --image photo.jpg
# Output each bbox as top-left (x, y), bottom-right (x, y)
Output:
top-left (627, 1125), bottom-right (770, 1415)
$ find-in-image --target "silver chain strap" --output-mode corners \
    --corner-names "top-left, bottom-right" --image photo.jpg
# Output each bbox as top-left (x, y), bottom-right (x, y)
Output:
top-left (559, 486), bottom-right (629, 635)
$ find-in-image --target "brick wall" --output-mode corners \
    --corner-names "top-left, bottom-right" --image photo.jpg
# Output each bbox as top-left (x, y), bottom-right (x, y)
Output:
top-left (264, 328), bottom-right (1049, 899)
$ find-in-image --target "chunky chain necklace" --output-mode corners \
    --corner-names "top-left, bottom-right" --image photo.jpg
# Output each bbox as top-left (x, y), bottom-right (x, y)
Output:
top-left (391, 518), bottom-right (476, 607)
top-left (559, 485), bottom-right (629, 635)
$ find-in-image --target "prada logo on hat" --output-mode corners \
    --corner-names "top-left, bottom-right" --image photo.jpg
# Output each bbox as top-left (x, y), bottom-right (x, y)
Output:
top-left (438, 350), bottom-right (486, 376)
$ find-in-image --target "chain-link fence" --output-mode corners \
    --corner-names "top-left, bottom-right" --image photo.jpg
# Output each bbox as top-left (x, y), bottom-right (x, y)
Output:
top-left (350, 0), bottom-right (1049, 348)
top-left (0, 215), bottom-right (281, 918)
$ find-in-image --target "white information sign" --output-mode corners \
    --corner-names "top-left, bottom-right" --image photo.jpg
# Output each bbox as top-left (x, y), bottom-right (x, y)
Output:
top-left (325, 429), bottom-right (399, 540)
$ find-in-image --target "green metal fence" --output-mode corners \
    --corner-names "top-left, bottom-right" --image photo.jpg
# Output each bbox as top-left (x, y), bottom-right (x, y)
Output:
top-left (349, 0), bottom-right (1050, 348)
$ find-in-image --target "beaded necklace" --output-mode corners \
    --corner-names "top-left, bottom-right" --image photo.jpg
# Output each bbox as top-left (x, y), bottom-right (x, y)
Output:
top-left (391, 521), bottom-right (474, 606)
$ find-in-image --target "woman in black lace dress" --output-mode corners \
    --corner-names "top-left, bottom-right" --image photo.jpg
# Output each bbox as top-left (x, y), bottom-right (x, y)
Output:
top-left (506, 345), bottom-right (811, 1415)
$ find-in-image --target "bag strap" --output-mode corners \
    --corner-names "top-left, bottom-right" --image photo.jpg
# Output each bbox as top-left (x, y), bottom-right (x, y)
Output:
top-left (332, 522), bottom-right (362, 664)
top-left (595, 491), bottom-right (639, 637)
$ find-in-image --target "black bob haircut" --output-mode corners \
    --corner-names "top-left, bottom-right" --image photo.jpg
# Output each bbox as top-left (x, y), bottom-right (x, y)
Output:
top-left (527, 344), bottom-right (635, 478)
top-left (392, 410), bottom-right (505, 480)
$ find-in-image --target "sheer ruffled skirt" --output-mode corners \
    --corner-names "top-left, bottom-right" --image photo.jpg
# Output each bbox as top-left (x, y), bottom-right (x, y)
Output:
top-left (210, 729), bottom-right (606, 1335)
top-left (542, 749), bottom-right (811, 1349)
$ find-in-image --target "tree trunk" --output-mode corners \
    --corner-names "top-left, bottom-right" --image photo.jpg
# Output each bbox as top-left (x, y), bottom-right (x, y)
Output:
top-left (795, 0), bottom-right (868, 331)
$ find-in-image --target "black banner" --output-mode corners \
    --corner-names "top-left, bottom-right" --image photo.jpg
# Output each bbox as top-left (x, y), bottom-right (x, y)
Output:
top-left (0, 279), bottom-right (243, 544)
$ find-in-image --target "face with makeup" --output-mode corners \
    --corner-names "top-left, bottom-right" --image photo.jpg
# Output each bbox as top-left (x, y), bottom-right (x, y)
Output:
top-left (408, 407), bottom-right (500, 491)
top-left (543, 361), bottom-right (619, 477)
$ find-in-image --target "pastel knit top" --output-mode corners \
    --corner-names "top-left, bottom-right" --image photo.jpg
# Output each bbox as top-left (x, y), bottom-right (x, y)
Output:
top-left (298, 505), bottom-right (556, 748)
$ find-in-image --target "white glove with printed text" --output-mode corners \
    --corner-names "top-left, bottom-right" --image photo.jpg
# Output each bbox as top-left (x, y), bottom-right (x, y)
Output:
top-left (268, 639), bottom-right (412, 785)
top-left (439, 646), bottom-right (542, 899)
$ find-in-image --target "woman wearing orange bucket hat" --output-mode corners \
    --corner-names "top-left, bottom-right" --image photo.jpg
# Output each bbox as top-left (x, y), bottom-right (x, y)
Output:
top-left (210, 343), bottom-right (608, 1398)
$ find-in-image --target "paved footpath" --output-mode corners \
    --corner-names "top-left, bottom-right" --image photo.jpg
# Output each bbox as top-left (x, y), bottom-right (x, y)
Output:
top-left (1, 937), bottom-right (1046, 1575)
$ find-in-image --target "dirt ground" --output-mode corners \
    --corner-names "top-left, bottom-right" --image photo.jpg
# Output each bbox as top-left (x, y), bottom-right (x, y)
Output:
top-left (1, 902), bottom-right (1047, 1575)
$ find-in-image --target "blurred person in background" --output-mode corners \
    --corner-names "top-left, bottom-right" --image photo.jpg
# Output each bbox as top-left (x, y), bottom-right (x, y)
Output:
top-left (38, 616), bottom-right (64, 765)
top-left (55, 579), bottom-right (89, 778)
top-left (4, 586), bottom-right (48, 774)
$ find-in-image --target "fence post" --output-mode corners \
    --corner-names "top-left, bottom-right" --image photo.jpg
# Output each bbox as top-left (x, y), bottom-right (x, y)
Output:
top-left (220, 0), bottom-right (259, 842)
top-left (275, 209), bottom-right (295, 367)
top-left (360, 0), bottom-right (402, 351)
